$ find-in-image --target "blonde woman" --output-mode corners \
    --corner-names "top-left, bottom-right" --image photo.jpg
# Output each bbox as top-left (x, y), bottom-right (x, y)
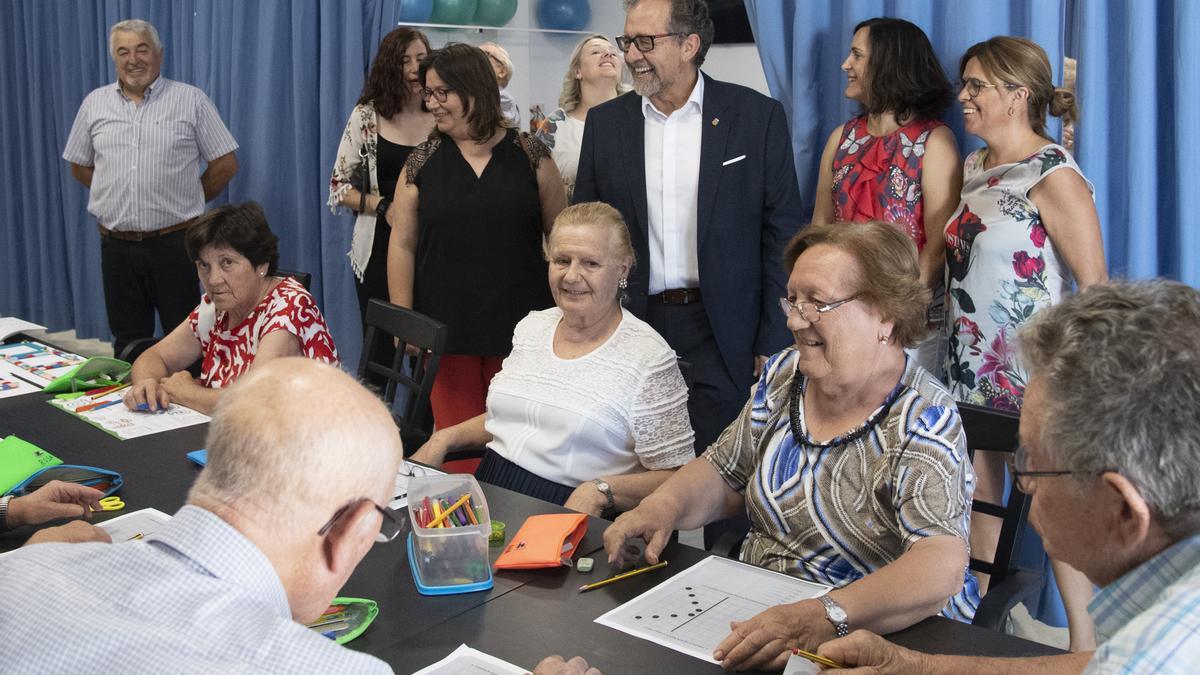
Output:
top-left (532, 34), bottom-right (630, 198)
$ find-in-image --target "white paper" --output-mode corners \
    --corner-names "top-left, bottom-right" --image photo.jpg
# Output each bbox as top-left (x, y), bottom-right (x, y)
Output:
top-left (0, 361), bottom-right (41, 399)
top-left (783, 652), bottom-right (823, 675)
top-left (97, 507), bottom-right (173, 542)
top-left (595, 556), bottom-right (833, 665)
top-left (47, 391), bottom-right (210, 440)
top-left (389, 461), bottom-right (446, 510)
top-left (0, 318), bottom-right (46, 342)
top-left (0, 341), bottom-right (86, 387)
top-left (409, 644), bottom-right (527, 675)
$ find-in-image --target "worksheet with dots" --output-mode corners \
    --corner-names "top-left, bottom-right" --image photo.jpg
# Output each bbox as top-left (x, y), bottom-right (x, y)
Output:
top-left (595, 556), bottom-right (831, 664)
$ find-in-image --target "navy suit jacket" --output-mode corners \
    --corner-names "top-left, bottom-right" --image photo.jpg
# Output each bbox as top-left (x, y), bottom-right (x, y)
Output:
top-left (574, 73), bottom-right (805, 386)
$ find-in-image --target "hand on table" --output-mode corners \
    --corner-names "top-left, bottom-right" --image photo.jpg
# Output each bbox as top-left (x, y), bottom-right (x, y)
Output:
top-left (529, 655), bottom-right (601, 675)
top-left (712, 598), bottom-right (832, 671)
top-left (158, 370), bottom-right (200, 403)
top-left (25, 520), bottom-right (112, 545)
top-left (7, 480), bottom-right (104, 527)
top-left (602, 499), bottom-right (677, 568)
top-left (816, 630), bottom-right (926, 674)
top-left (124, 377), bottom-right (172, 412)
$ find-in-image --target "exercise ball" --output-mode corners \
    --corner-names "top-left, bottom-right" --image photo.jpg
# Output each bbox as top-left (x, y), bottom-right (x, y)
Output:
top-left (536, 0), bottom-right (591, 31)
top-left (473, 0), bottom-right (518, 27)
top-left (430, 0), bottom-right (478, 25)
top-left (398, 0), bottom-right (435, 23)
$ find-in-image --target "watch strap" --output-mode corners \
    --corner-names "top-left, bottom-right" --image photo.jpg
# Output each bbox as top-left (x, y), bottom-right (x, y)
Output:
top-left (592, 479), bottom-right (615, 512)
top-left (819, 594), bottom-right (849, 637)
top-left (0, 494), bottom-right (11, 530)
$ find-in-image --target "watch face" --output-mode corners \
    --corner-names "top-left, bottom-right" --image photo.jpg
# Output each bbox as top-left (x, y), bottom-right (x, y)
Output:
top-left (596, 480), bottom-right (610, 491)
top-left (828, 605), bottom-right (848, 623)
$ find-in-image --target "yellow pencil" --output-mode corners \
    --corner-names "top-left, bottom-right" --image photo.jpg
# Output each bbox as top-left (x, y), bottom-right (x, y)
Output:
top-left (431, 500), bottom-right (444, 529)
top-left (578, 560), bottom-right (668, 592)
top-left (792, 648), bottom-right (846, 669)
top-left (427, 494), bottom-right (470, 528)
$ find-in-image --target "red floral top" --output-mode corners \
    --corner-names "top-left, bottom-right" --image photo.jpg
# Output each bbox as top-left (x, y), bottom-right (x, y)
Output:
top-left (830, 116), bottom-right (946, 250)
top-left (188, 277), bottom-right (339, 388)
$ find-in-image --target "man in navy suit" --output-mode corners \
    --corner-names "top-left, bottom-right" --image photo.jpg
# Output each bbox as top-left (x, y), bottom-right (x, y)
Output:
top-left (575, 0), bottom-right (805, 463)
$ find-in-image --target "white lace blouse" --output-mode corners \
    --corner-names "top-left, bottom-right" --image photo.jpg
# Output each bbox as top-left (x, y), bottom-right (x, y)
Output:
top-left (485, 307), bottom-right (695, 485)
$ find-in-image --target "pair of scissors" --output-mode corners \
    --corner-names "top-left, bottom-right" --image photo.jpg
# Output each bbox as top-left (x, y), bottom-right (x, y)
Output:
top-left (97, 496), bottom-right (125, 512)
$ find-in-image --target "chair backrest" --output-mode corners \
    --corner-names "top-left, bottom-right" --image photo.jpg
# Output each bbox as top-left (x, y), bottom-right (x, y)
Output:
top-left (275, 268), bottom-right (312, 290)
top-left (357, 299), bottom-right (447, 448)
top-left (960, 401), bottom-right (1029, 588)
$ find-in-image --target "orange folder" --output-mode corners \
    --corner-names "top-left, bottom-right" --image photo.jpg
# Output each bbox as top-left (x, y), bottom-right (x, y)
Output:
top-left (493, 513), bottom-right (588, 570)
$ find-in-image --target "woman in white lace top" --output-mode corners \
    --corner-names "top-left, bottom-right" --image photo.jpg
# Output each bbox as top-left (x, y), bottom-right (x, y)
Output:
top-left (411, 202), bottom-right (694, 514)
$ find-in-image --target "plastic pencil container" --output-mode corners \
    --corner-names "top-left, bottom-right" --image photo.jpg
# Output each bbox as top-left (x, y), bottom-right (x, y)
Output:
top-left (406, 473), bottom-right (494, 595)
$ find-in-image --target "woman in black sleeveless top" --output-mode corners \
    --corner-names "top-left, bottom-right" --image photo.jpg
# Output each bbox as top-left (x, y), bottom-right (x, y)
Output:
top-left (387, 44), bottom-right (566, 433)
top-left (328, 27), bottom-right (434, 364)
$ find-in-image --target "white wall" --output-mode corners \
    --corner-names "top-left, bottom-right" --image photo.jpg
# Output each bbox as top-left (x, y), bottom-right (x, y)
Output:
top-left (413, 0), bottom-right (771, 125)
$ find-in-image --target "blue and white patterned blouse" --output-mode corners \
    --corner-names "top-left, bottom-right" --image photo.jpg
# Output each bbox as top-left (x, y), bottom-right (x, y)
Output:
top-left (705, 348), bottom-right (981, 622)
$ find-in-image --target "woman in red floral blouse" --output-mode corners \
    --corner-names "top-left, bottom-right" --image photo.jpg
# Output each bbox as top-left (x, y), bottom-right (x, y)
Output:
top-left (124, 203), bottom-right (338, 415)
top-left (811, 18), bottom-right (961, 377)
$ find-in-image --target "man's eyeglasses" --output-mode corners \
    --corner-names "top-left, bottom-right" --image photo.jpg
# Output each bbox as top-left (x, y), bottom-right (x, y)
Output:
top-left (420, 87), bottom-right (454, 103)
top-left (957, 77), bottom-right (1013, 100)
top-left (318, 498), bottom-right (405, 544)
top-left (1006, 446), bottom-right (1080, 494)
top-left (615, 33), bottom-right (684, 53)
top-left (778, 296), bottom-right (857, 323)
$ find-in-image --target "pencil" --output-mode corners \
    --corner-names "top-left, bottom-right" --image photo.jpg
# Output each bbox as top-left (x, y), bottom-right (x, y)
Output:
top-left (427, 494), bottom-right (471, 528)
top-left (578, 560), bottom-right (669, 592)
top-left (792, 648), bottom-right (846, 669)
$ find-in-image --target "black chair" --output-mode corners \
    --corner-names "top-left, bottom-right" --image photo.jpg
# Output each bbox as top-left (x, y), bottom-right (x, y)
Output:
top-left (357, 298), bottom-right (447, 455)
top-left (276, 268), bottom-right (312, 290)
top-left (959, 402), bottom-right (1043, 632)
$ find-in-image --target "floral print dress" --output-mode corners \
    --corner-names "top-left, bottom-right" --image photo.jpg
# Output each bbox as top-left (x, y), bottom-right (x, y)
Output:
top-left (944, 144), bottom-right (1092, 410)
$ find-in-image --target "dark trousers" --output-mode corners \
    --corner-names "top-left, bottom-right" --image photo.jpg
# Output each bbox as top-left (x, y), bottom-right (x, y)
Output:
top-left (355, 218), bottom-right (397, 384)
top-left (645, 299), bottom-right (752, 549)
top-left (100, 229), bottom-right (199, 358)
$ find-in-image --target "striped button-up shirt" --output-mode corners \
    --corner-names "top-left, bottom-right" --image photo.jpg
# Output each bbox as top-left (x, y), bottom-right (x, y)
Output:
top-left (1085, 532), bottom-right (1200, 673)
top-left (63, 77), bottom-right (238, 232)
top-left (0, 505), bottom-right (392, 673)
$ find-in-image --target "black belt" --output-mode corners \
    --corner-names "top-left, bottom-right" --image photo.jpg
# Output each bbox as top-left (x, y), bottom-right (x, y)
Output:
top-left (649, 288), bottom-right (702, 305)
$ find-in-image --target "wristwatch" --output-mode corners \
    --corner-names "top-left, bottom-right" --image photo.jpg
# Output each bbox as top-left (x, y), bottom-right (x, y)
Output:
top-left (592, 479), bottom-right (615, 512)
top-left (820, 594), bottom-right (849, 637)
top-left (0, 495), bottom-right (11, 530)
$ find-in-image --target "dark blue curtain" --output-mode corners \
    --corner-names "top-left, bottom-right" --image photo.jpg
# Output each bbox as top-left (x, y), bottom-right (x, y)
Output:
top-left (0, 0), bottom-right (412, 366)
top-left (1072, 0), bottom-right (1199, 285)
top-left (743, 0), bottom-right (1064, 210)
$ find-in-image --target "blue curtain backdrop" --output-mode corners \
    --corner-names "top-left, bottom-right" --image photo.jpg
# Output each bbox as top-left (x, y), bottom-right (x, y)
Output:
top-left (744, 0), bottom-right (1199, 288)
top-left (1072, 0), bottom-right (1199, 285)
top-left (0, 0), bottom-right (413, 367)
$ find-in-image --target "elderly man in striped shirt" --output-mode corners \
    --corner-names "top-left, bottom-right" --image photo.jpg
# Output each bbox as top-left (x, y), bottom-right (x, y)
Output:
top-left (63, 19), bottom-right (238, 358)
top-left (813, 279), bottom-right (1200, 673)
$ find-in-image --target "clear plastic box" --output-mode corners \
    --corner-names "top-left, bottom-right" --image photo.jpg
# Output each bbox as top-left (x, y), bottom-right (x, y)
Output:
top-left (405, 473), bottom-right (493, 595)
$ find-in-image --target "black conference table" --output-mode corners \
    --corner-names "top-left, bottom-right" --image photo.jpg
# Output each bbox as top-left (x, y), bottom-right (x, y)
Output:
top-left (0, 373), bottom-right (1063, 673)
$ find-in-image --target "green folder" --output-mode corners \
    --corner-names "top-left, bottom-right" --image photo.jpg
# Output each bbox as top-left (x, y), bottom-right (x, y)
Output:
top-left (42, 357), bottom-right (131, 394)
top-left (0, 435), bottom-right (62, 495)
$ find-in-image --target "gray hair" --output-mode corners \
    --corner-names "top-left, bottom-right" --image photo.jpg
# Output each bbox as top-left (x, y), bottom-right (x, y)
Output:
top-left (109, 19), bottom-right (162, 56)
top-left (623, 0), bottom-right (714, 67)
top-left (1018, 279), bottom-right (1200, 540)
top-left (479, 41), bottom-right (513, 86)
top-left (558, 34), bottom-right (632, 112)
top-left (189, 359), bottom-right (403, 532)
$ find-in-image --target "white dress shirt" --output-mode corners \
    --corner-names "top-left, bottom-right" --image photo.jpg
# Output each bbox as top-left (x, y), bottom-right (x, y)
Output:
top-left (642, 75), bottom-right (704, 294)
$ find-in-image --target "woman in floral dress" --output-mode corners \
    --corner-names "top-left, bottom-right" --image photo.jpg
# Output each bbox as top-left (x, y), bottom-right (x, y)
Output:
top-left (812, 18), bottom-right (960, 376)
top-left (945, 36), bottom-right (1106, 651)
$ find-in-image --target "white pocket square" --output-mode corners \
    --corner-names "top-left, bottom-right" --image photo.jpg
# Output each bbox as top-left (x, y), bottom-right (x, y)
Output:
top-left (722, 155), bottom-right (747, 166)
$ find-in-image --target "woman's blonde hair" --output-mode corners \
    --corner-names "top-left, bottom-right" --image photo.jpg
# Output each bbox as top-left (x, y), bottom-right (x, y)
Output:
top-left (545, 202), bottom-right (636, 267)
top-left (960, 36), bottom-right (1077, 138)
top-left (558, 34), bottom-right (632, 112)
top-left (782, 221), bottom-right (929, 347)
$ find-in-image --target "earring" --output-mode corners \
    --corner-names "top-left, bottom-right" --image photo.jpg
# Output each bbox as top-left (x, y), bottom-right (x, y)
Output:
top-left (878, 335), bottom-right (889, 345)
top-left (260, 271), bottom-right (265, 277)
top-left (618, 278), bottom-right (628, 290)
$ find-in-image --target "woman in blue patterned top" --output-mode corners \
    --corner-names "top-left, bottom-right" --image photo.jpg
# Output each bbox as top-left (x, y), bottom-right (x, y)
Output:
top-left (604, 221), bottom-right (979, 673)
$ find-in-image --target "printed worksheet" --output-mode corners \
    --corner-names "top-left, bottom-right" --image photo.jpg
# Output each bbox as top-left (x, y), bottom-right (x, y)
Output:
top-left (410, 644), bottom-right (526, 675)
top-left (0, 361), bottom-right (41, 399)
top-left (389, 461), bottom-right (446, 510)
top-left (98, 507), bottom-right (173, 542)
top-left (47, 390), bottom-right (210, 440)
top-left (0, 341), bottom-right (86, 386)
top-left (595, 556), bottom-right (832, 664)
